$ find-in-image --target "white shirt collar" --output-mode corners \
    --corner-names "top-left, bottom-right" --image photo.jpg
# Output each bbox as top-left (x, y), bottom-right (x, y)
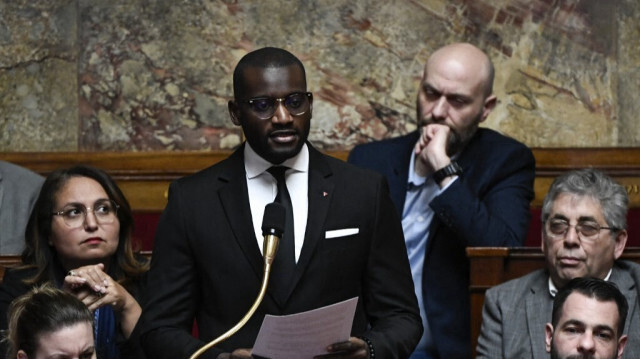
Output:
top-left (244, 142), bottom-right (309, 178)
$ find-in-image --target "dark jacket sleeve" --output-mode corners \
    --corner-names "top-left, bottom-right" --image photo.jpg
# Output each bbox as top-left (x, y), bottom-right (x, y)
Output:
top-left (138, 181), bottom-right (217, 359)
top-left (117, 269), bottom-right (149, 359)
top-left (430, 139), bottom-right (535, 248)
top-left (357, 175), bottom-right (423, 357)
top-left (0, 268), bottom-right (34, 359)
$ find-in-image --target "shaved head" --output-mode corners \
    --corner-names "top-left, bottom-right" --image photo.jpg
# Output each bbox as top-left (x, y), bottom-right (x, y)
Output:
top-left (427, 43), bottom-right (494, 98)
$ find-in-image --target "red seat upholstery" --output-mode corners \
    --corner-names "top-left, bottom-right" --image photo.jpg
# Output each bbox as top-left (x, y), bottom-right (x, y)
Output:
top-left (132, 212), bottom-right (161, 251)
top-left (132, 208), bottom-right (640, 251)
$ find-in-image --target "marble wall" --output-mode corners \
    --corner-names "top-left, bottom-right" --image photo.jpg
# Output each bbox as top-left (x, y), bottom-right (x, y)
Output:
top-left (0, 0), bottom-right (638, 152)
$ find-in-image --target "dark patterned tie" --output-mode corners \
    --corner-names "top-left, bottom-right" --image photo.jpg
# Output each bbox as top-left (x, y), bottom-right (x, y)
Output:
top-left (267, 166), bottom-right (296, 302)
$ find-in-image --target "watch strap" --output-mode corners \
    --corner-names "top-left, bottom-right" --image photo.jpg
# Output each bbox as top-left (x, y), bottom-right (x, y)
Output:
top-left (432, 161), bottom-right (463, 183)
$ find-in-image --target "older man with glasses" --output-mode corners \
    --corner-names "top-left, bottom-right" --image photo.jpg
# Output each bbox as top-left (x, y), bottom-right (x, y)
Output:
top-left (476, 168), bottom-right (640, 359)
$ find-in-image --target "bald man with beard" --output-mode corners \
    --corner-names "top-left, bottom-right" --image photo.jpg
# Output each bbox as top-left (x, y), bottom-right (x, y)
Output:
top-left (348, 43), bottom-right (535, 358)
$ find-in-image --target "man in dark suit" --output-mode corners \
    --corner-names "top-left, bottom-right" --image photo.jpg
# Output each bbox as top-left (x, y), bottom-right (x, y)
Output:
top-left (477, 169), bottom-right (640, 358)
top-left (348, 43), bottom-right (535, 358)
top-left (139, 47), bottom-right (422, 359)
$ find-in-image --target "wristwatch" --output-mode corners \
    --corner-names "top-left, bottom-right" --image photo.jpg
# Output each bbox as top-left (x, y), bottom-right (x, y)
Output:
top-left (432, 161), bottom-right (463, 184)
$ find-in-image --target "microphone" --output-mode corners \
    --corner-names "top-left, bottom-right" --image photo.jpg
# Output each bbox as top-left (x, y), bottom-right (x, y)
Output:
top-left (261, 202), bottom-right (285, 267)
top-left (189, 202), bottom-right (286, 359)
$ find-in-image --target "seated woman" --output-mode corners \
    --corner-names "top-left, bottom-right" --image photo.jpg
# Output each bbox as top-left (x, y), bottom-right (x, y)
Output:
top-left (5, 284), bottom-right (95, 359)
top-left (0, 165), bottom-right (149, 359)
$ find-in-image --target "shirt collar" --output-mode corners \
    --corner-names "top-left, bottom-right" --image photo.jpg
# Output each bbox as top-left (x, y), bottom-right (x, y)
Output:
top-left (407, 153), bottom-right (427, 188)
top-left (548, 268), bottom-right (613, 297)
top-left (244, 142), bottom-right (309, 179)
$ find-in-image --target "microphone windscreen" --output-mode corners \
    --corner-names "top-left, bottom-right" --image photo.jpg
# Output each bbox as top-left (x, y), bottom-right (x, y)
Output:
top-left (262, 202), bottom-right (285, 236)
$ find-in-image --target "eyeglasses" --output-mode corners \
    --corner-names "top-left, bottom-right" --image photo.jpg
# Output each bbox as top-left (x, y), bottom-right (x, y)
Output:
top-left (52, 199), bottom-right (120, 228)
top-left (545, 218), bottom-right (618, 242)
top-left (244, 92), bottom-right (312, 120)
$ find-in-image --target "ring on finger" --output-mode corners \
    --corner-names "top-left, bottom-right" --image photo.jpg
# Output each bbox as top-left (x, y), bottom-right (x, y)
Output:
top-left (67, 270), bottom-right (76, 277)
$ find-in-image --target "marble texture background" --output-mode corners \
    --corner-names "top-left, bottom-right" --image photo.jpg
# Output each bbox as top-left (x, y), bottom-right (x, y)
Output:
top-left (0, 0), bottom-right (638, 152)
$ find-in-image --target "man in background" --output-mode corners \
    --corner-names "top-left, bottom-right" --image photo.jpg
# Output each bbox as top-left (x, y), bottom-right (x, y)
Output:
top-left (546, 277), bottom-right (628, 359)
top-left (477, 168), bottom-right (640, 358)
top-left (0, 161), bottom-right (43, 254)
top-left (348, 42), bottom-right (535, 358)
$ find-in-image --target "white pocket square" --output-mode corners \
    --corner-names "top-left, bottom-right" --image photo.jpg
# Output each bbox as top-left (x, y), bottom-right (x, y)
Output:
top-left (325, 228), bottom-right (359, 239)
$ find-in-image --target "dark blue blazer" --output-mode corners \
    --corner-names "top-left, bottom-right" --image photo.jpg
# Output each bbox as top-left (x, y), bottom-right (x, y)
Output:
top-left (348, 128), bottom-right (535, 358)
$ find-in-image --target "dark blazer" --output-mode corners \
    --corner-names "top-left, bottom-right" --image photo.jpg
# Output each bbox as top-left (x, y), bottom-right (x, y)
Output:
top-left (477, 261), bottom-right (640, 359)
top-left (139, 144), bottom-right (423, 359)
top-left (348, 128), bottom-right (535, 358)
top-left (0, 264), bottom-right (147, 359)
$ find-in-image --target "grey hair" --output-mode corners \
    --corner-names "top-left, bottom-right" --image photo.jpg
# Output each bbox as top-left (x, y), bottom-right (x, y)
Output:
top-left (541, 168), bottom-right (628, 231)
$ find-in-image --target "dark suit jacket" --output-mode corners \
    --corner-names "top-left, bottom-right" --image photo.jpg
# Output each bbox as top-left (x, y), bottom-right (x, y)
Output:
top-left (477, 261), bottom-right (640, 359)
top-left (139, 144), bottom-right (422, 359)
top-left (348, 128), bottom-right (535, 358)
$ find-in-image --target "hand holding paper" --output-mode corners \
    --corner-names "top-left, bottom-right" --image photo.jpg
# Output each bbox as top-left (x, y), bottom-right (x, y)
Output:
top-left (252, 298), bottom-right (359, 359)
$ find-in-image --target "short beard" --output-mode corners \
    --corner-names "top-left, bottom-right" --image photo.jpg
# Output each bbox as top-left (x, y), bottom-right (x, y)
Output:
top-left (418, 114), bottom-right (481, 157)
top-left (549, 338), bottom-right (617, 359)
top-left (446, 123), bottom-right (474, 156)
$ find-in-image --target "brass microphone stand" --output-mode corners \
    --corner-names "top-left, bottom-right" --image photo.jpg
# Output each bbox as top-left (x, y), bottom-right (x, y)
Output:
top-left (189, 215), bottom-right (282, 359)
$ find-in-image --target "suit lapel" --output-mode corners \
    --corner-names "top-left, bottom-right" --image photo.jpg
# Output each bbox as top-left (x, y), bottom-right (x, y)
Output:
top-left (388, 131), bottom-right (417, 214)
top-left (610, 263), bottom-right (637, 336)
top-left (217, 149), bottom-right (265, 279)
top-left (525, 276), bottom-right (553, 359)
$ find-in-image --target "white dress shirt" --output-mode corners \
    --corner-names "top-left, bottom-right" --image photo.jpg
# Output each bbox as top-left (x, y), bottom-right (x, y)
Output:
top-left (244, 143), bottom-right (309, 263)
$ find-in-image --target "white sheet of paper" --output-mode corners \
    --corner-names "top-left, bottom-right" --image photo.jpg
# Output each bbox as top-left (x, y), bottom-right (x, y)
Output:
top-left (251, 297), bottom-right (358, 359)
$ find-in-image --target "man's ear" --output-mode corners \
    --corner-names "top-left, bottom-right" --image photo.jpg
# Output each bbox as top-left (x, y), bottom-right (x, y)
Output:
top-left (617, 335), bottom-right (628, 359)
top-left (228, 100), bottom-right (241, 126)
top-left (17, 350), bottom-right (28, 359)
top-left (480, 94), bottom-right (497, 122)
top-left (613, 229), bottom-right (628, 260)
top-left (545, 323), bottom-right (554, 353)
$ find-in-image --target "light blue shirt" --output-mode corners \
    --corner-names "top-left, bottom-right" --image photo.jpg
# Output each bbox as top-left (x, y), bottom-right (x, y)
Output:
top-left (403, 154), bottom-right (457, 358)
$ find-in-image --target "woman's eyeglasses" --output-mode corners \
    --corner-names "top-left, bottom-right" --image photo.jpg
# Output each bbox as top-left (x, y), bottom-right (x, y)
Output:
top-left (52, 199), bottom-right (119, 228)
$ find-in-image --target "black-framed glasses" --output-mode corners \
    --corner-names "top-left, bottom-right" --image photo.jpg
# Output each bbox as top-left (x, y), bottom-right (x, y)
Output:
top-left (244, 92), bottom-right (312, 120)
top-left (52, 199), bottom-right (120, 228)
top-left (545, 218), bottom-right (618, 242)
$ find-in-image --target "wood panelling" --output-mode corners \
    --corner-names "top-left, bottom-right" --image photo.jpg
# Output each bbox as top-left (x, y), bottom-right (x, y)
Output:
top-left (0, 151), bottom-right (348, 211)
top-left (3, 148), bottom-right (640, 211)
